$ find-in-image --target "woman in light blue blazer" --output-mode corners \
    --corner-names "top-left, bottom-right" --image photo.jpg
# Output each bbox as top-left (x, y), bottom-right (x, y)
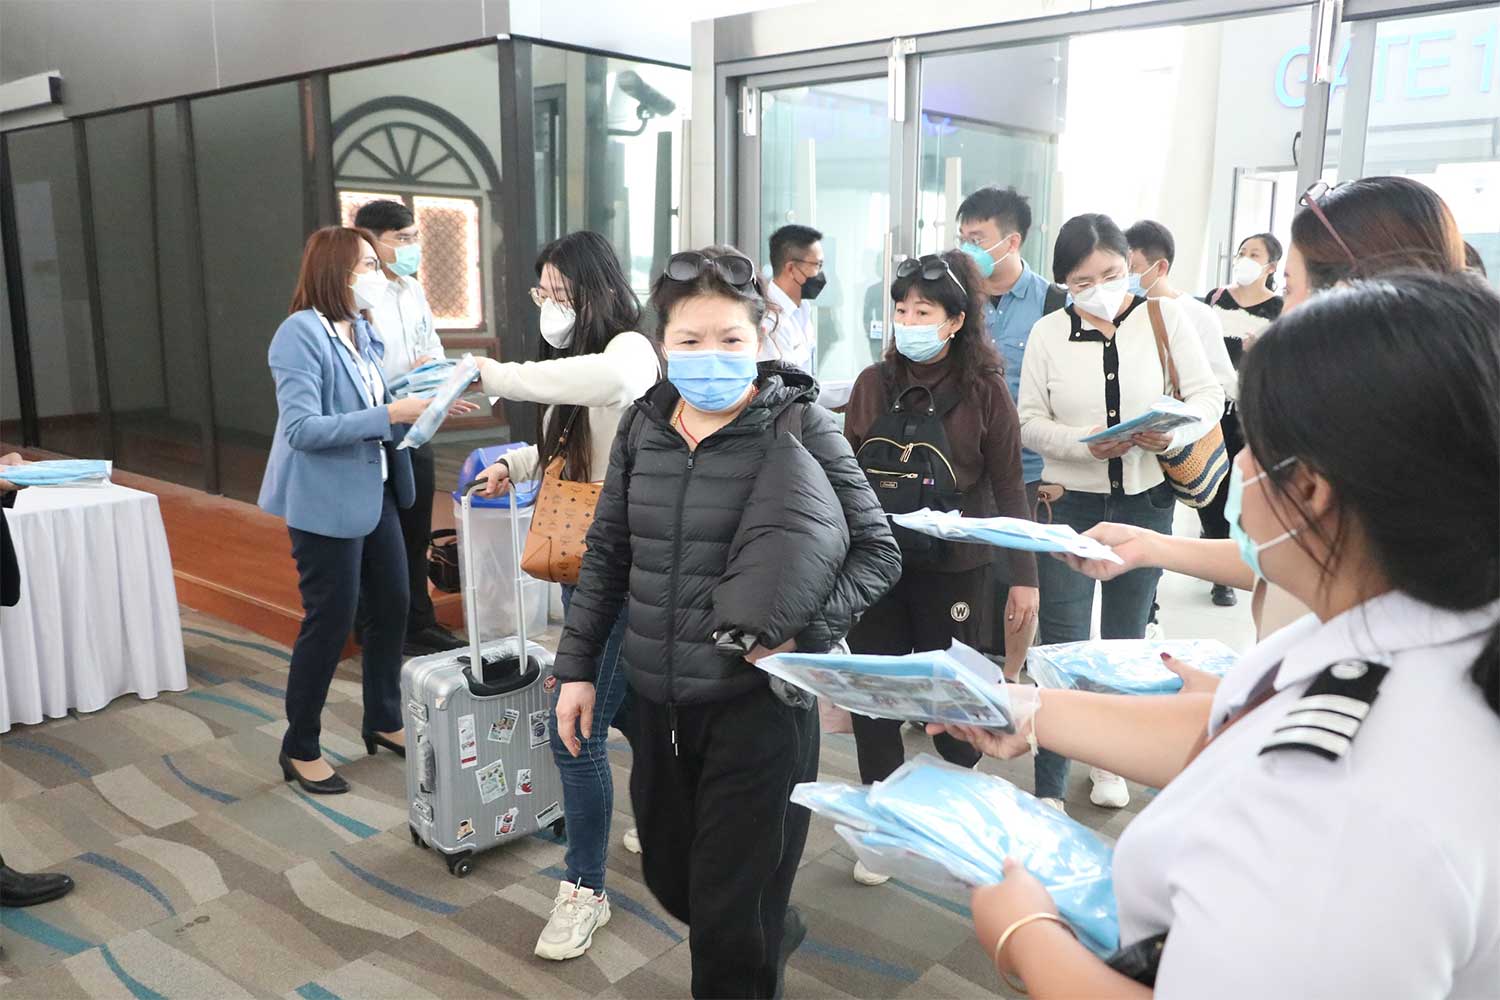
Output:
top-left (259, 227), bottom-right (448, 794)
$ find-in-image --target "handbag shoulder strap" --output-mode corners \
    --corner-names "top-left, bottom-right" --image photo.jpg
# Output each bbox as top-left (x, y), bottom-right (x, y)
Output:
top-left (1146, 299), bottom-right (1182, 399)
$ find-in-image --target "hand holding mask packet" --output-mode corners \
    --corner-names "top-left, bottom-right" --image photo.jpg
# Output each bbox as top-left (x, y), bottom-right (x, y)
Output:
top-left (795, 755), bottom-right (1120, 956)
top-left (890, 508), bottom-right (1124, 564)
top-left (1026, 639), bottom-right (1237, 694)
top-left (387, 358), bottom-right (458, 399)
top-left (1077, 396), bottom-right (1201, 445)
top-left (757, 640), bottom-right (1019, 731)
top-left (397, 354), bottom-right (480, 451)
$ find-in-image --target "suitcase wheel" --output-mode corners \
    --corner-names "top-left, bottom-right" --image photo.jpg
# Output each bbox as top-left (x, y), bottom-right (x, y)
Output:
top-left (409, 825), bottom-right (427, 849)
top-left (448, 852), bottom-right (475, 878)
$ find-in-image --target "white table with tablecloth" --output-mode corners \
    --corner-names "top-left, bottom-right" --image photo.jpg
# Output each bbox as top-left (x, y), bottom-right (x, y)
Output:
top-left (0, 483), bottom-right (187, 731)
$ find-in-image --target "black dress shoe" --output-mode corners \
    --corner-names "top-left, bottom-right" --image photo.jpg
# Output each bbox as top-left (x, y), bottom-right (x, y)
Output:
top-left (1211, 584), bottom-right (1239, 607)
top-left (363, 730), bottom-right (407, 758)
top-left (407, 624), bottom-right (462, 652)
top-left (0, 864), bottom-right (75, 907)
top-left (279, 751), bottom-right (349, 795)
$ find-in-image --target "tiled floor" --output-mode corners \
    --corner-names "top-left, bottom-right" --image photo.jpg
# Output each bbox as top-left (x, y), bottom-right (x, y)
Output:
top-left (0, 506), bottom-right (1252, 998)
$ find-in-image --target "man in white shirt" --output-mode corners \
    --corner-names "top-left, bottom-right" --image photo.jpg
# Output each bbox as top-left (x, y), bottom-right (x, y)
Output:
top-left (760, 224), bottom-right (825, 374)
top-left (354, 199), bottom-right (460, 655)
top-left (1126, 219), bottom-right (1241, 610)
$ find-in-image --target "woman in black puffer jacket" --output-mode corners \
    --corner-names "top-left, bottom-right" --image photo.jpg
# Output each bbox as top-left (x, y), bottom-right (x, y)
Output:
top-left (553, 246), bottom-right (901, 999)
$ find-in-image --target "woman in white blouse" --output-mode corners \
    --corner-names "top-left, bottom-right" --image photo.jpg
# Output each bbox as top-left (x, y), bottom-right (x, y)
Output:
top-left (1016, 213), bottom-right (1223, 810)
top-left (473, 230), bottom-right (661, 962)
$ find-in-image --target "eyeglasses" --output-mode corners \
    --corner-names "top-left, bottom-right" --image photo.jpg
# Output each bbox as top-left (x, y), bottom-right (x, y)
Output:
top-left (529, 286), bottom-right (570, 308)
top-left (895, 254), bottom-right (967, 296)
top-left (664, 251), bottom-right (756, 288)
top-left (1299, 180), bottom-right (1357, 265)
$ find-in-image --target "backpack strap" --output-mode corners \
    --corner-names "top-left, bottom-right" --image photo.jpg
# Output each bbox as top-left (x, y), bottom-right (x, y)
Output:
top-left (1042, 283), bottom-right (1068, 316)
top-left (1209, 287), bottom-right (1227, 306)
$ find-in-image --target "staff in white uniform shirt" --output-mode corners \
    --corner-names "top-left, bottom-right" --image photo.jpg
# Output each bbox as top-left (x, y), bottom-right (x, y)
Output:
top-left (932, 270), bottom-right (1500, 998)
top-left (761, 224), bottom-right (825, 373)
top-left (352, 199), bottom-right (461, 655)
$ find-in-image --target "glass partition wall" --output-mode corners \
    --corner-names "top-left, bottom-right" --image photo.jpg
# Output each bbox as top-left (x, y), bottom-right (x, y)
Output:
top-left (1, 39), bottom-right (689, 501)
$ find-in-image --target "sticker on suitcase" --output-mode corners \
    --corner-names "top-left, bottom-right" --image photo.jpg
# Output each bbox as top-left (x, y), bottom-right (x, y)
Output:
top-left (517, 769), bottom-right (533, 795)
top-left (457, 714), bottom-right (479, 768)
top-left (489, 709), bottom-right (521, 744)
top-left (496, 807), bottom-right (519, 837)
top-left (457, 817), bottom-right (475, 842)
top-left (476, 759), bottom-right (508, 804)
top-left (536, 801), bottom-right (563, 828)
top-left (528, 709), bottom-right (549, 748)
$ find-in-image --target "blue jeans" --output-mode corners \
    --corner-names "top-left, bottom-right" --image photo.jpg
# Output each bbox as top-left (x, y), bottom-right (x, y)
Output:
top-left (551, 585), bottom-right (633, 892)
top-left (1033, 484), bottom-right (1175, 800)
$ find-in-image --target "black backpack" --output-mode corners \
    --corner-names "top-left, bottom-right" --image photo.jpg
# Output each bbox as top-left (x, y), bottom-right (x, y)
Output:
top-left (855, 369), bottom-right (963, 569)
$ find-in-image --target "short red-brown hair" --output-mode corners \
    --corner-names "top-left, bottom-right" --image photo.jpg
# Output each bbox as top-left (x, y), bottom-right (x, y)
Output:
top-left (289, 226), bottom-right (378, 319)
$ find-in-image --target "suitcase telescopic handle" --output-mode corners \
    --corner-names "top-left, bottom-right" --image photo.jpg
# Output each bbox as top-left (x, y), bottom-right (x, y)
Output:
top-left (459, 478), bottom-right (528, 674)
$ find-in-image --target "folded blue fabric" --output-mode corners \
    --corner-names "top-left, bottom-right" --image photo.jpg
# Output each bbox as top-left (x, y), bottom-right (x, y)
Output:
top-left (1027, 639), bottom-right (1237, 694)
top-left (0, 459), bottom-right (111, 486)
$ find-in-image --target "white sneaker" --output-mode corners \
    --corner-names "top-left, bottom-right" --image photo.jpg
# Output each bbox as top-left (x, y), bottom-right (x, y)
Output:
top-left (1089, 768), bottom-right (1130, 808)
top-left (1144, 620), bottom-right (1167, 641)
top-left (534, 880), bottom-right (611, 961)
top-left (622, 827), bottom-right (641, 855)
top-left (852, 860), bottom-right (890, 886)
top-left (1041, 797), bottom-right (1068, 815)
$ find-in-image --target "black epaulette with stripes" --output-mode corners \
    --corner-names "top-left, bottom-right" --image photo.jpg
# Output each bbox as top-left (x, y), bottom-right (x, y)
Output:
top-left (1259, 660), bottom-right (1389, 761)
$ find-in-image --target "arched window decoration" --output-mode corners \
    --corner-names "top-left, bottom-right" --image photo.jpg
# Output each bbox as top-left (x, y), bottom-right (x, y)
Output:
top-left (332, 99), bottom-right (502, 333)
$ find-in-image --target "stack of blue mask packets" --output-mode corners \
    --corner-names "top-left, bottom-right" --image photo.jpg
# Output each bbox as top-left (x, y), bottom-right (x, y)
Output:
top-left (758, 640), bottom-right (1018, 731)
top-left (387, 358), bottom-right (458, 399)
top-left (1026, 639), bottom-right (1238, 695)
top-left (794, 755), bottom-right (1119, 956)
top-left (890, 508), bottom-right (1123, 563)
top-left (0, 459), bottom-right (112, 487)
top-left (398, 354), bottom-right (480, 451)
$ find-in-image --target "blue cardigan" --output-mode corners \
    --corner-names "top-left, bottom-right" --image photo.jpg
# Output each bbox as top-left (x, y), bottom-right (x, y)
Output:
top-left (258, 309), bottom-right (416, 538)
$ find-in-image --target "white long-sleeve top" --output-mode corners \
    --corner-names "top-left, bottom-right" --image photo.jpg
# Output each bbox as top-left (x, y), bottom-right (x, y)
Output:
top-left (1018, 296), bottom-right (1224, 496)
top-left (366, 275), bottom-right (442, 380)
top-left (477, 330), bottom-right (660, 484)
top-left (1170, 293), bottom-right (1238, 402)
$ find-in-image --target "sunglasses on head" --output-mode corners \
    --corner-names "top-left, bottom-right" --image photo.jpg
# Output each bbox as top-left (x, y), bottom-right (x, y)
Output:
top-left (664, 251), bottom-right (757, 289)
top-left (895, 254), bottom-right (967, 296)
top-left (1299, 180), bottom-right (1358, 265)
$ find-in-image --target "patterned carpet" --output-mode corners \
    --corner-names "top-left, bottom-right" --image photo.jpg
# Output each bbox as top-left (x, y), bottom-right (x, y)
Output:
top-left (0, 608), bottom-right (1147, 999)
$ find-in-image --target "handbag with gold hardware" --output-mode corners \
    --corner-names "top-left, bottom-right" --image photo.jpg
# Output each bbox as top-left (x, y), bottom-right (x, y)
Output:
top-left (519, 411), bottom-right (600, 584)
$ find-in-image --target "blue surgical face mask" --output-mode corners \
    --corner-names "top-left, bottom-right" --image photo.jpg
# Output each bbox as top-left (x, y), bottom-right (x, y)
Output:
top-left (667, 349), bottom-right (759, 412)
top-left (1128, 263), bottom-right (1161, 298)
top-left (893, 322), bottom-right (950, 363)
top-left (957, 234), bottom-right (1014, 280)
top-left (1225, 460), bottom-right (1299, 580)
top-left (387, 242), bottom-right (422, 277)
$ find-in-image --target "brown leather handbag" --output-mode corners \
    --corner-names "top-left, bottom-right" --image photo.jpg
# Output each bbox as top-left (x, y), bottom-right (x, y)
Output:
top-left (520, 418), bottom-right (600, 584)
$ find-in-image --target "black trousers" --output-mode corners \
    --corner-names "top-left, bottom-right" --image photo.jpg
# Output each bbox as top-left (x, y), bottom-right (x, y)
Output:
top-left (1196, 403), bottom-right (1246, 540)
top-left (847, 565), bottom-right (989, 783)
top-left (284, 486), bottom-right (408, 761)
top-left (399, 442), bottom-right (438, 630)
top-left (632, 686), bottom-right (819, 999)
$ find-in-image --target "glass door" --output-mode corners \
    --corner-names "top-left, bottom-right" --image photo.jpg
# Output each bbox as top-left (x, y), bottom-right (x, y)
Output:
top-left (738, 60), bottom-right (904, 390)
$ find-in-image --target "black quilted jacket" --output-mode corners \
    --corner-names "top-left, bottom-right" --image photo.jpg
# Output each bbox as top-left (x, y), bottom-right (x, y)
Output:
top-left (553, 365), bottom-right (902, 705)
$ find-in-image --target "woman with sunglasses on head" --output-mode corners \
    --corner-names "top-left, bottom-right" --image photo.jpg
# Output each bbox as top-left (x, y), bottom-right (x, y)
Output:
top-left (1069, 177), bottom-right (1468, 641)
top-left (550, 246), bottom-right (900, 998)
top-left (839, 249), bottom-right (1037, 884)
top-left (938, 269), bottom-right (1500, 999)
top-left (1016, 214), bottom-right (1224, 812)
top-left (468, 230), bottom-right (660, 962)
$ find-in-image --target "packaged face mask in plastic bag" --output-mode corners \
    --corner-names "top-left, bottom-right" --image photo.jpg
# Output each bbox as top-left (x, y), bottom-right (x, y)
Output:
top-left (759, 640), bottom-right (1017, 731)
top-left (834, 825), bottom-right (980, 895)
top-left (398, 354), bottom-right (479, 451)
top-left (790, 782), bottom-right (886, 831)
top-left (1027, 639), bottom-right (1237, 695)
top-left (869, 755), bottom-right (1119, 956)
top-left (0, 459), bottom-right (112, 487)
top-left (1078, 395), bottom-right (1200, 445)
top-left (890, 509), bottom-right (1124, 564)
top-left (387, 358), bottom-right (458, 399)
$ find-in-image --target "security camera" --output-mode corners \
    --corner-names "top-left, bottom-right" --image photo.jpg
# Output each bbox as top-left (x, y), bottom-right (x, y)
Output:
top-left (617, 70), bottom-right (676, 119)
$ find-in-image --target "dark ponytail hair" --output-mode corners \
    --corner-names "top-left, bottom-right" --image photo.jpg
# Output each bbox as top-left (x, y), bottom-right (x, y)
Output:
top-left (535, 231), bottom-right (644, 481)
top-left (1237, 271), bottom-right (1500, 716)
top-left (887, 249), bottom-right (1002, 399)
top-left (1238, 233), bottom-right (1284, 291)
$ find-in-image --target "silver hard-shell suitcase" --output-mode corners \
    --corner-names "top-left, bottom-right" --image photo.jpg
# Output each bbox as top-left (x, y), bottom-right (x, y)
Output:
top-left (401, 480), bottom-right (565, 877)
